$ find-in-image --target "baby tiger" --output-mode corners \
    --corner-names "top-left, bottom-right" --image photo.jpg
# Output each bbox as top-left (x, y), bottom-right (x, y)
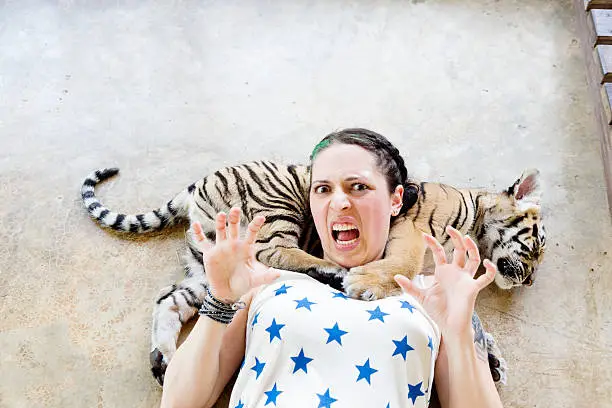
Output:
top-left (81, 162), bottom-right (545, 384)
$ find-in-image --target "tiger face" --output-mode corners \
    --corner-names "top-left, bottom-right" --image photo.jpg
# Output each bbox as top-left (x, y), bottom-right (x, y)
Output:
top-left (480, 169), bottom-right (546, 289)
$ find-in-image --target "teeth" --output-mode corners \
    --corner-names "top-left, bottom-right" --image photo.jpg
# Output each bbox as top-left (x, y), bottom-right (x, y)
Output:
top-left (332, 223), bottom-right (358, 232)
top-left (336, 238), bottom-right (358, 246)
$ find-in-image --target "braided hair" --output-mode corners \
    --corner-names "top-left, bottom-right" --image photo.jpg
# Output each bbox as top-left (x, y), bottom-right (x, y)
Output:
top-left (309, 128), bottom-right (419, 216)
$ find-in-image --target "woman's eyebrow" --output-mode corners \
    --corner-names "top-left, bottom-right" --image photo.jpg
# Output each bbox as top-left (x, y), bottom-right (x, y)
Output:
top-left (312, 175), bottom-right (370, 184)
top-left (344, 175), bottom-right (371, 182)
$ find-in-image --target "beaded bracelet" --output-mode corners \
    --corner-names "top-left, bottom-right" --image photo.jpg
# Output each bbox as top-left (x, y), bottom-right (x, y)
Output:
top-left (198, 285), bottom-right (246, 325)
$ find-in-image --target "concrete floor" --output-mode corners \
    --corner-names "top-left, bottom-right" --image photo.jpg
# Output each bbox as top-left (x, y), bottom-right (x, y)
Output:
top-left (1, 1), bottom-right (611, 407)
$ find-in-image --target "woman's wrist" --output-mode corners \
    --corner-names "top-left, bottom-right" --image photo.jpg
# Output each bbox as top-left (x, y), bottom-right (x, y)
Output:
top-left (199, 285), bottom-right (246, 325)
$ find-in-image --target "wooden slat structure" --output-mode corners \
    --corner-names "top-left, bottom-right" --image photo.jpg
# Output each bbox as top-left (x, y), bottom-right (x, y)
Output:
top-left (585, 0), bottom-right (612, 10)
top-left (575, 0), bottom-right (612, 216)
top-left (594, 45), bottom-right (612, 82)
top-left (588, 10), bottom-right (612, 45)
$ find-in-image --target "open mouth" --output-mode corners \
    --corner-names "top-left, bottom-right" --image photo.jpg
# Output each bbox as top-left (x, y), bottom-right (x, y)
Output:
top-left (331, 223), bottom-right (360, 246)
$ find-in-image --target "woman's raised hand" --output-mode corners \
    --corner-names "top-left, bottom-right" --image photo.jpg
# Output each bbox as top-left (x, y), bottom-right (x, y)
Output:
top-left (192, 207), bottom-right (280, 303)
top-left (394, 226), bottom-right (496, 336)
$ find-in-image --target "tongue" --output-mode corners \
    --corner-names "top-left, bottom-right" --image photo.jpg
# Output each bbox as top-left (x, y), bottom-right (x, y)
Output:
top-left (337, 229), bottom-right (358, 241)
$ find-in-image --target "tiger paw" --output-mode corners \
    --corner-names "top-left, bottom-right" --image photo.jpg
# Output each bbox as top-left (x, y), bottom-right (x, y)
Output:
top-left (150, 348), bottom-right (169, 386)
top-left (305, 265), bottom-right (348, 291)
top-left (343, 266), bottom-right (399, 301)
top-left (485, 332), bottom-right (508, 385)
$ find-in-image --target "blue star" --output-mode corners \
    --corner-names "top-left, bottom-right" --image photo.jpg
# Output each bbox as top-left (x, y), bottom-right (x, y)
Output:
top-left (385, 404), bottom-right (391, 408)
top-left (392, 335), bottom-right (414, 360)
top-left (274, 284), bottom-right (292, 296)
top-left (265, 318), bottom-right (285, 343)
top-left (324, 322), bottom-right (349, 345)
top-left (252, 312), bottom-right (261, 326)
top-left (427, 336), bottom-right (433, 352)
top-left (250, 357), bottom-right (265, 379)
top-left (294, 297), bottom-right (316, 311)
top-left (355, 358), bottom-right (378, 385)
top-left (399, 300), bottom-right (416, 313)
top-left (366, 306), bottom-right (389, 323)
top-left (240, 357), bottom-right (245, 369)
top-left (316, 388), bottom-right (337, 408)
top-left (407, 382), bottom-right (424, 404)
top-left (332, 291), bottom-right (349, 300)
top-left (264, 383), bottom-right (282, 406)
top-left (234, 400), bottom-right (244, 408)
top-left (290, 348), bottom-right (313, 373)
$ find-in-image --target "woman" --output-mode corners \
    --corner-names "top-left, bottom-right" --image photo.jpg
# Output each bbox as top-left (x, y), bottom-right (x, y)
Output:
top-left (160, 129), bottom-right (503, 408)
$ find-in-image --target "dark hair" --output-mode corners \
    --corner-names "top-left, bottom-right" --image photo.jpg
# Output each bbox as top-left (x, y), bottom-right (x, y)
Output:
top-left (309, 128), bottom-right (419, 215)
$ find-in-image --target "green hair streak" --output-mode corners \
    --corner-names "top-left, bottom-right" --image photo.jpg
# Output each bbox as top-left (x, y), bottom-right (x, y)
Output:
top-left (310, 138), bottom-right (333, 160)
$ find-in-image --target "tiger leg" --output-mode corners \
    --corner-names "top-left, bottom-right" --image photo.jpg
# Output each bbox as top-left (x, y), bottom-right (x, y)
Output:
top-left (150, 265), bottom-right (207, 386)
top-left (343, 216), bottom-right (425, 300)
top-left (485, 332), bottom-right (508, 385)
top-left (472, 312), bottom-right (508, 385)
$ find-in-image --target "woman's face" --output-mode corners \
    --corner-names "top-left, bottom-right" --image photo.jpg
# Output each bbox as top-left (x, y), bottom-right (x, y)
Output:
top-left (309, 144), bottom-right (403, 269)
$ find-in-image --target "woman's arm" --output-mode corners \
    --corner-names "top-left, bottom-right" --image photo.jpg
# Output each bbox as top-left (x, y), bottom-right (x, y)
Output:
top-left (395, 226), bottom-right (503, 408)
top-left (434, 327), bottom-right (502, 408)
top-left (160, 291), bottom-right (254, 408)
top-left (161, 209), bottom-right (279, 408)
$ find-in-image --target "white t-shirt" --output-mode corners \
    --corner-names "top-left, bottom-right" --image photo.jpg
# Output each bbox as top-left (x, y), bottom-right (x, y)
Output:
top-left (229, 271), bottom-right (440, 408)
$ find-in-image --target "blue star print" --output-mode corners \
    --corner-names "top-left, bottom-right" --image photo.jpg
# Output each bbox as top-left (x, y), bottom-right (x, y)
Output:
top-left (427, 336), bottom-right (433, 352)
top-left (274, 284), bottom-right (292, 296)
top-left (407, 382), bottom-right (424, 404)
top-left (399, 300), bottom-right (416, 313)
top-left (355, 358), bottom-right (378, 385)
top-left (251, 357), bottom-right (265, 379)
top-left (291, 348), bottom-right (314, 373)
top-left (264, 383), bottom-right (282, 406)
top-left (324, 322), bottom-right (348, 345)
top-left (317, 388), bottom-right (337, 408)
top-left (392, 335), bottom-right (415, 360)
top-left (234, 400), bottom-right (244, 408)
top-left (252, 312), bottom-right (260, 326)
top-left (385, 404), bottom-right (390, 408)
top-left (265, 318), bottom-right (285, 342)
top-left (366, 306), bottom-right (389, 323)
top-left (332, 291), bottom-right (349, 300)
top-left (294, 297), bottom-right (316, 311)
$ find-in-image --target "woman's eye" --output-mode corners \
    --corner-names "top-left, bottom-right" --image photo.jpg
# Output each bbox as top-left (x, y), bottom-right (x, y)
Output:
top-left (314, 185), bottom-right (330, 194)
top-left (352, 183), bottom-right (368, 192)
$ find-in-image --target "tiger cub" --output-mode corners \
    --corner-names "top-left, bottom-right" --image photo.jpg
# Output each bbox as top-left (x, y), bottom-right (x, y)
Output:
top-left (81, 161), bottom-right (545, 385)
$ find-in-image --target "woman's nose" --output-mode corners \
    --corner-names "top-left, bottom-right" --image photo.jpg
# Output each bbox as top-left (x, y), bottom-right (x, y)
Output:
top-left (330, 192), bottom-right (351, 211)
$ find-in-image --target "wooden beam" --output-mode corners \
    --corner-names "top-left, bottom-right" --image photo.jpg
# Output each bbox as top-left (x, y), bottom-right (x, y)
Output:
top-left (575, 0), bottom-right (612, 217)
top-left (594, 45), bottom-right (612, 82)
top-left (601, 83), bottom-right (612, 125)
top-left (585, 0), bottom-right (612, 10)
top-left (588, 10), bottom-right (612, 46)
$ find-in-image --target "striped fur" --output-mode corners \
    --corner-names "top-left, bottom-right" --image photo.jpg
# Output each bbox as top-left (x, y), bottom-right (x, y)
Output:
top-left (343, 169), bottom-right (546, 297)
top-left (81, 164), bottom-right (545, 385)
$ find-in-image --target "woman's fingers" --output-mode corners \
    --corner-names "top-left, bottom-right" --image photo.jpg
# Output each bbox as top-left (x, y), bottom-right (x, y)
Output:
top-left (394, 274), bottom-right (425, 304)
top-left (424, 233), bottom-right (447, 266)
top-left (245, 215), bottom-right (265, 245)
top-left (476, 259), bottom-right (497, 291)
top-left (193, 222), bottom-right (205, 242)
top-left (446, 226), bottom-right (466, 268)
top-left (464, 235), bottom-right (481, 276)
top-left (227, 207), bottom-right (241, 239)
top-left (215, 212), bottom-right (228, 241)
top-left (192, 222), bottom-right (214, 253)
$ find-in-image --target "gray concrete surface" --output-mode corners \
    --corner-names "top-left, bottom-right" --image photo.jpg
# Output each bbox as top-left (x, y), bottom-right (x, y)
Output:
top-left (1, 1), bottom-right (611, 407)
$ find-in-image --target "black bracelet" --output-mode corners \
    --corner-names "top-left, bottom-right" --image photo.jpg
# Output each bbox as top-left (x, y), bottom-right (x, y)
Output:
top-left (198, 285), bottom-right (245, 325)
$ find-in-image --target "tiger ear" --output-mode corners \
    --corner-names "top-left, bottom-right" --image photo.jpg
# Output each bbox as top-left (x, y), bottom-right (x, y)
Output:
top-left (508, 169), bottom-right (541, 204)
